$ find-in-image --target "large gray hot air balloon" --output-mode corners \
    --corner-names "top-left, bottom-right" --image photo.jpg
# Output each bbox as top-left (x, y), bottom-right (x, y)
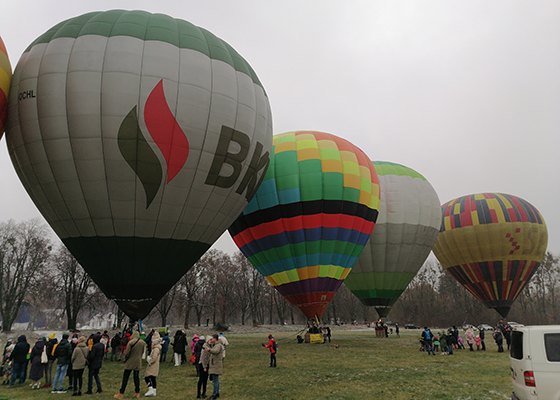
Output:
top-left (6, 10), bottom-right (272, 319)
top-left (345, 161), bottom-right (441, 317)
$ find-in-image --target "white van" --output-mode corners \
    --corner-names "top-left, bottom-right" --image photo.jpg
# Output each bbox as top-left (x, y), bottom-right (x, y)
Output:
top-left (510, 325), bottom-right (560, 400)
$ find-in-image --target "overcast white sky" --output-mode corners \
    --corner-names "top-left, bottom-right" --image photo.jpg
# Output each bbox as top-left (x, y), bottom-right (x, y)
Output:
top-left (1, 0), bottom-right (558, 254)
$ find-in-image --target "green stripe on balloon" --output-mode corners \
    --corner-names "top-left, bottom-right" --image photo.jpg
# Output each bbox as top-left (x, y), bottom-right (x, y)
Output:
top-left (117, 106), bottom-right (163, 208)
top-left (247, 240), bottom-right (364, 269)
top-left (27, 10), bottom-right (264, 89)
top-left (374, 161), bottom-right (427, 180)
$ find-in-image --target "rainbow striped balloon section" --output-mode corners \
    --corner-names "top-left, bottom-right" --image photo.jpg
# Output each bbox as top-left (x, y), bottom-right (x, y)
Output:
top-left (229, 131), bottom-right (380, 318)
top-left (0, 36), bottom-right (11, 135)
top-left (433, 193), bottom-right (548, 317)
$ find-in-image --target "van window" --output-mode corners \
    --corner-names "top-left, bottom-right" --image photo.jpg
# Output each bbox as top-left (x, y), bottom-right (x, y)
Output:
top-left (544, 333), bottom-right (560, 362)
top-left (510, 331), bottom-right (523, 360)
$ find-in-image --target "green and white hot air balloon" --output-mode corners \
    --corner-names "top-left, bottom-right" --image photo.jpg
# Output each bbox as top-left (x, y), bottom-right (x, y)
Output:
top-left (6, 10), bottom-right (272, 320)
top-left (345, 161), bottom-right (441, 318)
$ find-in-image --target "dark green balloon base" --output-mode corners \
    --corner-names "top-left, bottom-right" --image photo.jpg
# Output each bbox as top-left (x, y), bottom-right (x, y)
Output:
top-left (63, 236), bottom-right (210, 320)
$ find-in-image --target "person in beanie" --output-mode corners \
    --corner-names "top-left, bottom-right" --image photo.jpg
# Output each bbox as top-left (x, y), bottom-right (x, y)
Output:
top-left (86, 334), bottom-right (104, 394)
top-left (114, 331), bottom-right (146, 399)
top-left (71, 336), bottom-right (88, 396)
top-left (52, 333), bottom-right (72, 393)
top-left (144, 331), bottom-right (161, 397)
top-left (203, 334), bottom-right (224, 400)
top-left (262, 335), bottom-right (277, 367)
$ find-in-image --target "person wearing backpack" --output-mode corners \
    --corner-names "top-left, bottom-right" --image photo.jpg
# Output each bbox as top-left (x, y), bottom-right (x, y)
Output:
top-left (421, 327), bottom-right (435, 355)
top-left (262, 335), bottom-right (277, 367)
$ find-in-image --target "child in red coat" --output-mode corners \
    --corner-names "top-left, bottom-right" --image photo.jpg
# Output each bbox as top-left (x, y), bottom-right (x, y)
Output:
top-left (262, 335), bottom-right (277, 367)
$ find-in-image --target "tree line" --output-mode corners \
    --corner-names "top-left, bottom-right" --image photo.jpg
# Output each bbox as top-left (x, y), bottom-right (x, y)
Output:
top-left (0, 220), bottom-right (558, 332)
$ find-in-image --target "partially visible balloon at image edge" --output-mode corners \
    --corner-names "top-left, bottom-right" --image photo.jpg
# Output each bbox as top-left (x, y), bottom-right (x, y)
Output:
top-left (6, 10), bottom-right (273, 320)
top-left (0, 35), bottom-right (11, 136)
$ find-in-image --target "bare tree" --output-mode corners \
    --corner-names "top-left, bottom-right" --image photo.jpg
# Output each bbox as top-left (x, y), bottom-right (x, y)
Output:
top-left (231, 252), bottom-right (268, 326)
top-left (0, 220), bottom-right (51, 332)
top-left (52, 246), bottom-right (97, 330)
top-left (154, 283), bottom-right (179, 326)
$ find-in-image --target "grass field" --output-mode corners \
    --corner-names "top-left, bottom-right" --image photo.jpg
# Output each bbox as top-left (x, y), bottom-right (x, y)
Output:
top-left (0, 328), bottom-right (512, 400)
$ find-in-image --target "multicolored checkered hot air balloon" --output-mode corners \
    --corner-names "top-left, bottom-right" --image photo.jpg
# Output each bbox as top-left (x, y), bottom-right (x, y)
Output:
top-left (345, 161), bottom-right (441, 318)
top-left (0, 35), bottom-right (11, 135)
top-left (433, 193), bottom-right (548, 317)
top-left (229, 131), bottom-right (380, 319)
top-left (6, 10), bottom-right (272, 320)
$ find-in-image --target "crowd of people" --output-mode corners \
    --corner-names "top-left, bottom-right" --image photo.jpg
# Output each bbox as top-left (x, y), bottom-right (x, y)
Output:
top-left (418, 320), bottom-right (514, 355)
top-left (1, 326), bottom-right (230, 399)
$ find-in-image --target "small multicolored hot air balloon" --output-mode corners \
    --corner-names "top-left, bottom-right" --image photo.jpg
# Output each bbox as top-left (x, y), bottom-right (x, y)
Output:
top-left (345, 161), bottom-right (441, 317)
top-left (433, 193), bottom-right (548, 317)
top-left (229, 131), bottom-right (380, 319)
top-left (0, 35), bottom-right (11, 135)
top-left (6, 10), bottom-right (272, 319)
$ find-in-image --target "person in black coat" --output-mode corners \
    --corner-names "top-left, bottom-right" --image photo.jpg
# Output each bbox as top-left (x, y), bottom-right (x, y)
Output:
top-left (172, 330), bottom-right (187, 366)
top-left (9, 335), bottom-right (30, 386)
top-left (29, 337), bottom-right (47, 389)
top-left (86, 334), bottom-right (104, 394)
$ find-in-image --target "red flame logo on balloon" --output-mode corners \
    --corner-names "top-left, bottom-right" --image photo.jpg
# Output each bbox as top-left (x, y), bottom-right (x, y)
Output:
top-left (118, 79), bottom-right (189, 208)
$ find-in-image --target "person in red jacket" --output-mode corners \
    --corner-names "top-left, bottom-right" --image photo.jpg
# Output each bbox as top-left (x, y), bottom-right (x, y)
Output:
top-left (262, 335), bottom-right (277, 368)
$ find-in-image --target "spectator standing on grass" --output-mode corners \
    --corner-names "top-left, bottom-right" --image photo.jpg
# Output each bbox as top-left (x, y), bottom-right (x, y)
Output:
top-left (218, 332), bottom-right (229, 360)
top-left (52, 333), bottom-right (73, 393)
top-left (172, 330), bottom-right (187, 367)
top-left (29, 336), bottom-right (47, 389)
top-left (45, 333), bottom-right (58, 387)
top-left (101, 331), bottom-right (110, 360)
top-left (71, 336), bottom-right (88, 396)
top-left (114, 331), bottom-right (146, 399)
top-left (465, 327), bottom-right (475, 351)
top-left (86, 334), bottom-right (104, 394)
top-left (197, 337), bottom-right (209, 399)
top-left (191, 334), bottom-right (200, 375)
top-left (160, 333), bottom-right (170, 363)
top-left (433, 335), bottom-right (440, 352)
top-left (475, 334), bottom-right (481, 351)
top-left (262, 335), bottom-right (277, 367)
top-left (111, 333), bottom-right (121, 361)
top-left (395, 323), bottom-right (400, 337)
top-left (204, 334), bottom-right (224, 400)
top-left (451, 326), bottom-right (459, 349)
top-left (493, 328), bottom-right (504, 352)
top-left (421, 327), bottom-right (435, 355)
top-left (144, 331), bottom-right (161, 397)
top-left (439, 332), bottom-right (448, 355)
top-left (194, 336), bottom-right (206, 380)
top-left (479, 328), bottom-right (486, 351)
top-left (9, 335), bottom-right (30, 386)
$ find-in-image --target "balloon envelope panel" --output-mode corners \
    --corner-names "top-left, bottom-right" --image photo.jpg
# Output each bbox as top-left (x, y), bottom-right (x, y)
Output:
top-left (433, 193), bottom-right (548, 317)
top-left (345, 161), bottom-right (441, 317)
top-left (229, 131), bottom-right (380, 318)
top-left (0, 36), bottom-right (11, 135)
top-left (6, 10), bottom-right (272, 319)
